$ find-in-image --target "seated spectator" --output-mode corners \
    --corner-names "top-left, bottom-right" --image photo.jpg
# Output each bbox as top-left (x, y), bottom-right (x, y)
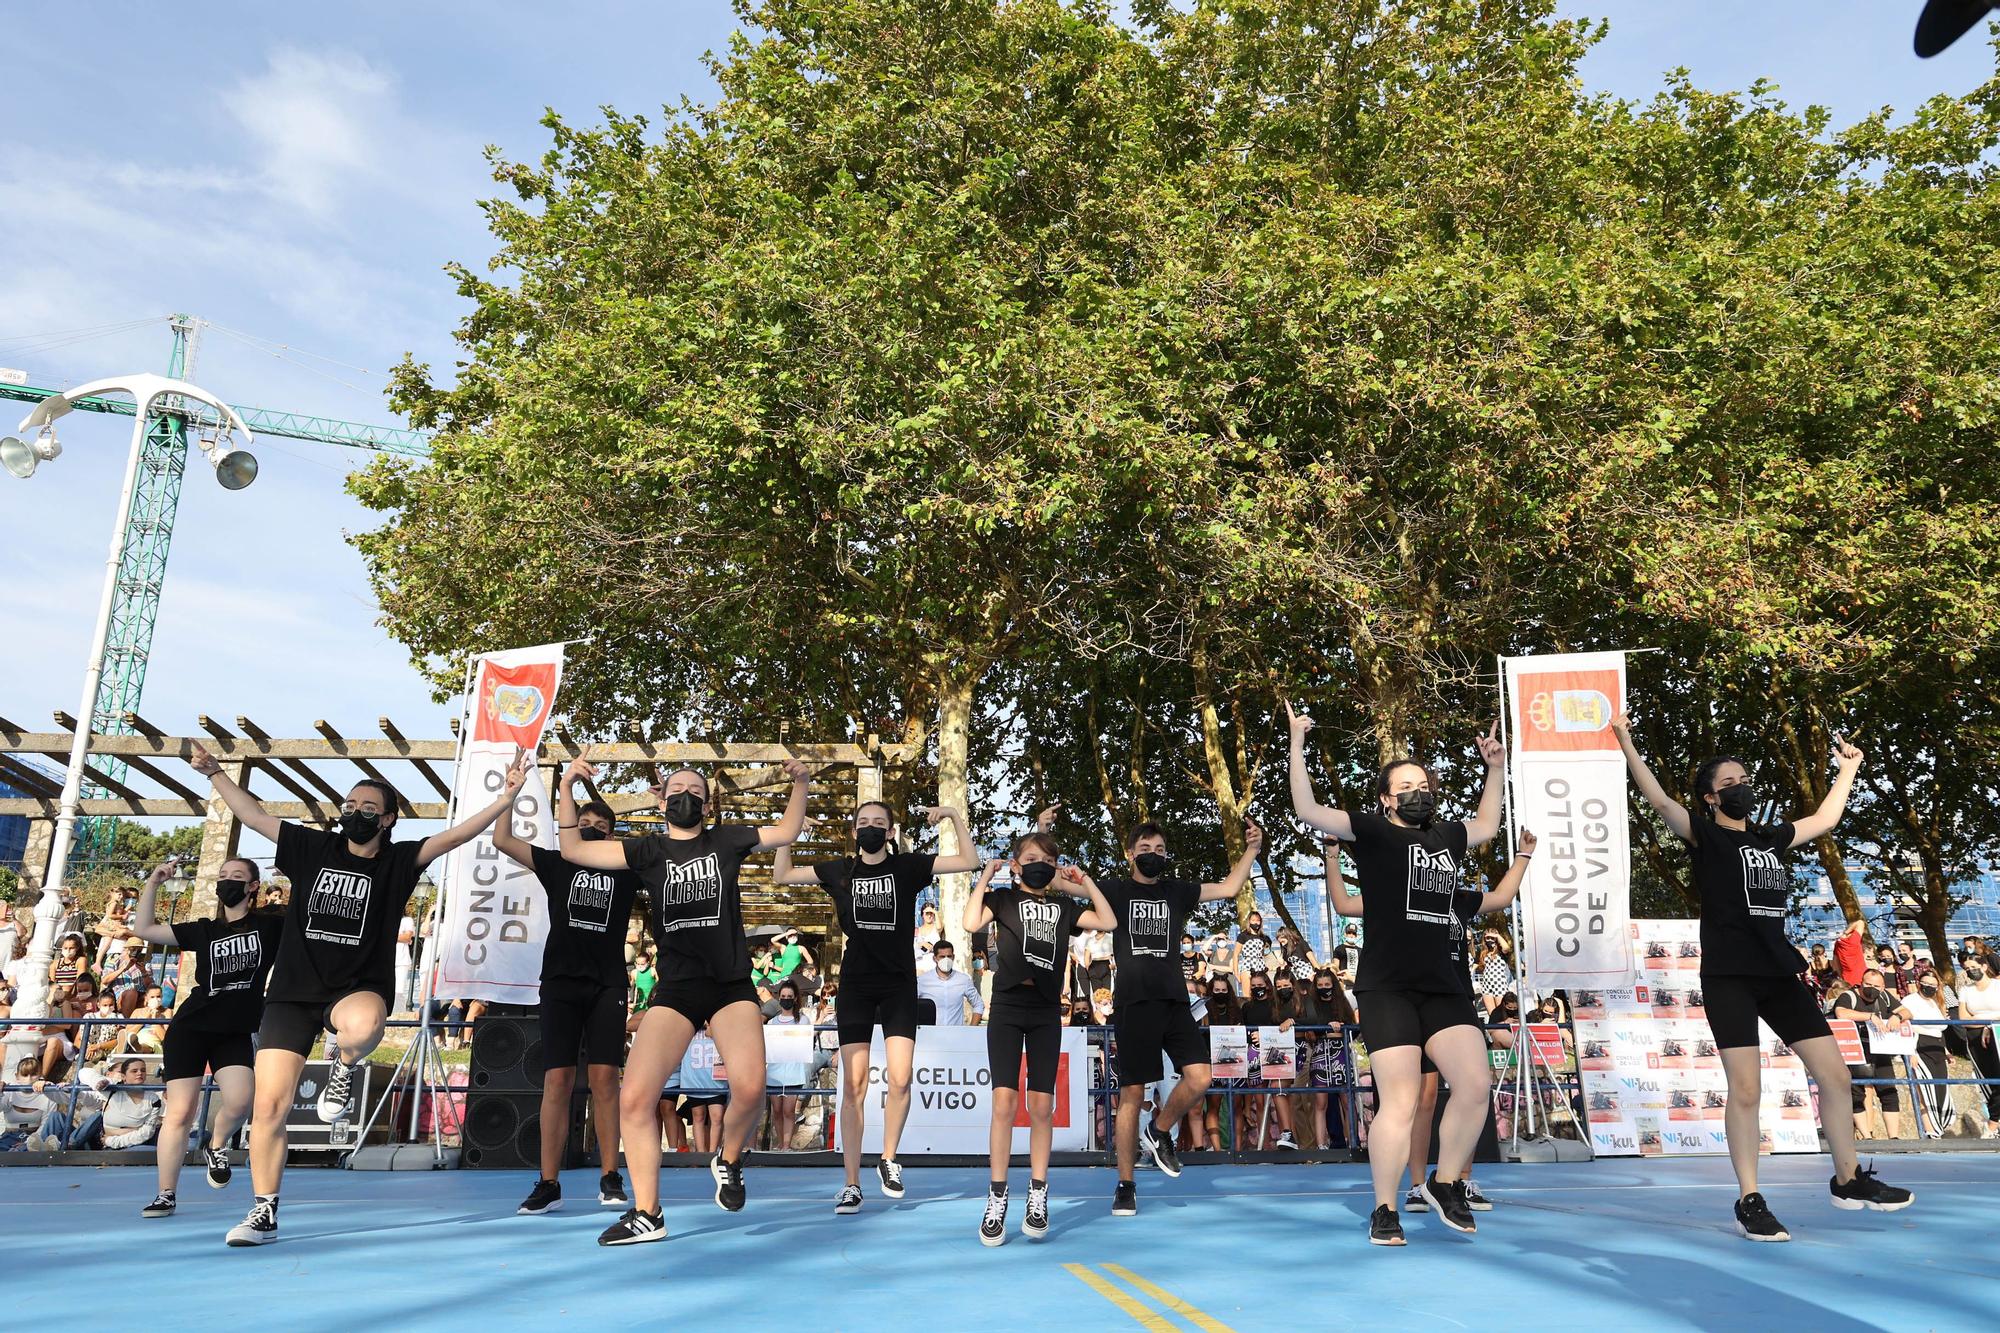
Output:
top-left (790, 953), bottom-right (824, 999)
top-left (30, 1057), bottom-right (161, 1151)
top-left (106, 938), bottom-right (152, 1010)
top-left (128, 987), bottom-right (170, 1053)
top-left (92, 899), bottom-right (135, 972)
top-left (47, 932), bottom-right (90, 991)
top-left (84, 992), bottom-right (129, 1064)
top-left (2, 1055), bottom-right (45, 1151)
top-left (917, 940), bottom-right (984, 1025)
top-left (0, 901), bottom-right (16, 969)
top-left (1486, 991), bottom-right (1522, 1051)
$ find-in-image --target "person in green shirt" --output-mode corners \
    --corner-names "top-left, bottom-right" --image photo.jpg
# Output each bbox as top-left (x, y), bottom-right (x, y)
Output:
top-left (631, 951), bottom-right (658, 1013)
top-left (771, 929), bottom-right (811, 980)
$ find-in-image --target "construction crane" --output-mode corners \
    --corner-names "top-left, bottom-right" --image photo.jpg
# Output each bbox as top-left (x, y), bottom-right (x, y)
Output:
top-left (0, 314), bottom-right (431, 867)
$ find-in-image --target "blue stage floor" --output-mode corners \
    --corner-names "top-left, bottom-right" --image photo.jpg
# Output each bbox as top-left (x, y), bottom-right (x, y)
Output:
top-left (7, 1155), bottom-right (1995, 1331)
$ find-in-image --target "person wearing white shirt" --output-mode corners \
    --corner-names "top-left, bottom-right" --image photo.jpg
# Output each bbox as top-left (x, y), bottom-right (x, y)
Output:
top-left (917, 941), bottom-right (984, 1026)
top-left (1894, 977), bottom-right (1954, 1137)
top-left (395, 914), bottom-right (417, 1012)
top-left (1956, 958), bottom-right (2000, 1137)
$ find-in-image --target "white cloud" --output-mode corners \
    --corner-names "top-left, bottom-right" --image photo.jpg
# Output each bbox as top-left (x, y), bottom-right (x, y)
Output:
top-left (221, 47), bottom-right (396, 217)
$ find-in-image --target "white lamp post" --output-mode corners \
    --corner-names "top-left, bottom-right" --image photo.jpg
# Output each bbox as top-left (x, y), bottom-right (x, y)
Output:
top-left (2, 374), bottom-right (255, 1077)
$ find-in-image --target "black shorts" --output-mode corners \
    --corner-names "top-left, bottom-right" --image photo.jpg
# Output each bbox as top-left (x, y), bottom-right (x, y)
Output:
top-left (1701, 972), bottom-right (1832, 1050)
top-left (160, 1021), bottom-right (255, 1082)
top-left (987, 994), bottom-right (1063, 1094)
top-left (836, 979), bottom-right (921, 1046)
top-left (651, 977), bottom-right (761, 1030)
top-left (1848, 1054), bottom-right (1900, 1112)
top-left (538, 977), bottom-right (629, 1072)
top-left (1114, 998), bottom-right (1208, 1087)
top-left (1355, 989), bottom-right (1481, 1053)
top-left (676, 1093), bottom-right (726, 1121)
top-left (256, 991), bottom-right (375, 1058)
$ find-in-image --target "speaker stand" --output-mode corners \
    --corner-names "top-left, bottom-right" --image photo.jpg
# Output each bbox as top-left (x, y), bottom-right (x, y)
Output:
top-left (343, 983), bottom-right (457, 1171)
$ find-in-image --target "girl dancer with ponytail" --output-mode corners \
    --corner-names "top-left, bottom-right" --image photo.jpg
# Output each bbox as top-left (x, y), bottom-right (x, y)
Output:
top-left (773, 800), bottom-right (979, 1213)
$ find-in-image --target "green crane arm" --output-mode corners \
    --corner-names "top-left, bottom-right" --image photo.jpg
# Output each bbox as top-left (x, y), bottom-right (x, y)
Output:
top-left (0, 382), bottom-right (431, 457)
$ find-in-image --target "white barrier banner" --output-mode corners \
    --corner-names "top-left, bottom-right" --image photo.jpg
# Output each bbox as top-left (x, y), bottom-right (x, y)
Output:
top-left (1505, 650), bottom-right (1634, 987)
top-left (843, 1026), bottom-right (1089, 1154)
top-left (436, 643), bottom-right (566, 1004)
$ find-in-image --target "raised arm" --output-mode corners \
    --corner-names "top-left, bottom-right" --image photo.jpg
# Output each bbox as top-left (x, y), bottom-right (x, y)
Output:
top-left (1610, 709), bottom-right (1694, 843)
top-left (1323, 837), bottom-right (1364, 917)
top-left (1788, 737), bottom-right (1864, 849)
top-left (770, 839), bottom-right (825, 887)
top-left (128, 862), bottom-right (181, 946)
top-left (417, 747), bottom-right (531, 867)
top-left (1062, 866), bottom-right (1118, 934)
top-left (754, 758), bottom-right (813, 851)
top-left (1201, 819), bottom-right (1263, 902)
top-left (490, 769), bottom-right (540, 871)
top-left (188, 741), bottom-right (280, 842)
top-left (555, 759), bottom-right (632, 869)
top-left (1478, 828), bottom-right (1536, 915)
top-left (1463, 720), bottom-right (1507, 850)
top-left (1286, 702), bottom-right (1354, 840)
top-left (963, 858), bottom-right (1005, 933)
top-left (928, 805), bottom-right (981, 875)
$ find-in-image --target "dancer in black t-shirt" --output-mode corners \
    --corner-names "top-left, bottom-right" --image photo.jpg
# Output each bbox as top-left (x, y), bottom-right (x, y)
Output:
top-left (493, 757), bottom-right (645, 1217)
top-left (128, 856), bottom-right (283, 1220)
top-left (190, 739), bottom-right (531, 1248)
top-left (964, 832), bottom-right (1114, 1246)
top-left (1052, 810), bottom-right (1261, 1219)
top-left (1614, 711), bottom-right (1911, 1241)
top-left (1286, 701), bottom-right (1505, 1246)
top-left (559, 757), bottom-right (812, 1246)
top-left (772, 799), bottom-right (980, 1214)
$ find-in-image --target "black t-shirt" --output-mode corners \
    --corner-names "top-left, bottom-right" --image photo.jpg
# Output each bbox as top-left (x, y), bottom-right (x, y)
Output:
top-left (1446, 882), bottom-right (1488, 1000)
top-left (624, 824), bottom-right (763, 984)
top-left (1835, 984), bottom-right (1896, 1055)
top-left (1241, 992), bottom-right (1277, 1028)
top-left (169, 912), bottom-right (285, 1032)
top-left (1098, 875), bottom-right (1202, 1005)
top-left (529, 846), bottom-right (642, 988)
top-left (1180, 951), bottom-right (1202, 984)
top-left (1345, 811), bottom-right (1471, 994)
top-left (987, 887), bottom-right (1085, 1007)
top-left (814, 851), bottom-right (937, 985)
top-left (1686, 817), bottom-right (1799, 976)
top-left (269, 823), bottom-right (429, 1003)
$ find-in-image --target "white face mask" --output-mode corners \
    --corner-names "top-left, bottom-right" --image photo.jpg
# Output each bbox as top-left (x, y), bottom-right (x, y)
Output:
top-left (936, 958), bottom-right (955, 975)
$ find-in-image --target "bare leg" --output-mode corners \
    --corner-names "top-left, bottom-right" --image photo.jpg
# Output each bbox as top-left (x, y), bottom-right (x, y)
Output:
top-left (706, 1001), bottom-right (767, 1163)
top-left (1423, 1027), bottom-right (1493, 1182)
top-left (1406, 1069), bottom-right (1440, 1194)
top-left (156, 1076), bottom-right (203, 1195)
top-left (1790, 1036), bottom-right (1858, 1181)
top-left (839, 1044), bottom-right (870, 1187)
top-left (538, 1065), bottom-right (577, 1182)
top-left (1026, 1091), bottom-right (1056, 1179)
top-left (880, 1035), bottom-right (915, 1163)
top-left (621, 1007), bottom-right (696, 1215)
top-left (1718, 1046), bottom-right (1765, 1197)
top-left (989, 1088), bottom-right (1018, 1186)
top-left (1367, 1046), bottom-right (1422, 1209)
top-left (248, 1049), bottom-right (305, 1197)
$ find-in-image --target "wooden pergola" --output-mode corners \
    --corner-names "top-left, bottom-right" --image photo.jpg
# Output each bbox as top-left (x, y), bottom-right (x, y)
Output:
top-left (0, 712), bottom-right (912, 938)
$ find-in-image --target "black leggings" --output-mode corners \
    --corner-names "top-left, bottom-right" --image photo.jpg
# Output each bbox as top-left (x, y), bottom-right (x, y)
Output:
top-left (1848, 1054), bottom-right (1901, 1113)
top-left (1970, 1029), bottom-right (2000, 1121)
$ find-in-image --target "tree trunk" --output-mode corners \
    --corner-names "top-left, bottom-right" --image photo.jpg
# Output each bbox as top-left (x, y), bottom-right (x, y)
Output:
top-left (934, 655), bottom-right (984, 963)
top-left (1193, 646), bottom-right (1252, 923)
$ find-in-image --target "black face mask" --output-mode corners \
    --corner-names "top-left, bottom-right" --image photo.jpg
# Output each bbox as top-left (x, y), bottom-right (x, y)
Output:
top-left (664, 792), bottom-right (704, 829)
top-left (1211, 992), bottom-right (1229, 1002)
top-left (856, 826), bottom-right (889, 854)
top-left (1861, 986), bottom-right (1880, 1001)
top-left (1715, 784), bottom-right (1757, 821)
top-left (1276, 988), bottom-right (1293, 1001)
top-left (579, 826), bottom-right (609, 842)
top-left (1393, 790), bottom-right (1436, 826)
top-left (1019, 861), bottom-right (1058, 891)
top-left (1967, 966), bottom-right (1985, 981)
top-left (1316, 987), bottom-right (1334, 1001)
top-left (779, 996), bottom-right (797, 1011)
top-left (337, 809), bottom-right (383, 844)
top-left (1134, 852), bottom-right (1170, 879)
top-left (1250, 986), bottom-right (1268, 1000)
top-left (217, 880), bottom-right (249, 909)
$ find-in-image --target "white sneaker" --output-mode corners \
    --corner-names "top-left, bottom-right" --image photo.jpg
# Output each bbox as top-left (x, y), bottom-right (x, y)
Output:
top-left (316, 1061), bottom-right (357, 1124)
top-left (225, 1199), bottom-right (278, 1247)
top-left (1274, 1132), bottom-right (1298, 1150)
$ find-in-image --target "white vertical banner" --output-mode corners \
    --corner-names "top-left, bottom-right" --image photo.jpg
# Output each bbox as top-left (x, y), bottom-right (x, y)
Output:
top-left (435, 643), bottom-right (566, 1005)
top-left (1504, 651), bottom-right (1634, 988)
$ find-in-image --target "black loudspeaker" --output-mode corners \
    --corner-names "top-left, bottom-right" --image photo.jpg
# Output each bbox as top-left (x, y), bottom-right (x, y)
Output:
top-left (463, 1013), bottom-right (590, 1170)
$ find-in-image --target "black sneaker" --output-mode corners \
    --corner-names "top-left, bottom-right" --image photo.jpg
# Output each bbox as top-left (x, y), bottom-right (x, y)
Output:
top-left (979, 1188), bottom-right (1008, 1247)
top-left (315, 1061), bottom-right (357, 1124)
top-left (835, 1184), bottom-right (863, 1215)
top-left (1830, 1166), bottom-right (1914, 1212)
top-left (1139, 1115), bottom-right (1182, 1178)
top-left (517, 1178), bottom-right (563, 1215)
top-left (1463, 1179), bottom-right (1493, 1212)
top-left (225, 1199), bottom-right (278, 1247)
top-left (598, 1207), bottom-right (667, 1245)
top-left (1112, 1180), bottom-right (1138, 1217)
top-left (1421, 1172), bottom-right (1476, 1234)
top-left (711, 1154), bottom-right (746, 1212)
top-left (876, 1156), bottom-right (905, 1199)
top-left (142, 1191), bottom-right (177, 1219)
top-left (1023, 1180), bottom-right (1050, 1239)
top-left (205, 1148), bottom-right (232, 1189)
top-left (1404, 1186), bottom-right (1429, 1213)
top-left (1735, 1192), bottom-right (1790, 1242)
top-left (598, 1171), bottom-right (627, 1208)
top-left (1369, 1204), bottom-right (1407, 1246)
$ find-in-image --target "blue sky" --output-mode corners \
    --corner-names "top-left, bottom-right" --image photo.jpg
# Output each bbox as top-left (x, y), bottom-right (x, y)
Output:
top-left (2, 1), bottom-right (1992, 841)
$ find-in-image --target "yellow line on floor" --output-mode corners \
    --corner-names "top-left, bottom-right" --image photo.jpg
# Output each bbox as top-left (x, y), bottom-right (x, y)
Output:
top-left (1063, 1262), bottom-right (1179, 1332)
top-left (1100, 1264), bottom-right (1238, 1333)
